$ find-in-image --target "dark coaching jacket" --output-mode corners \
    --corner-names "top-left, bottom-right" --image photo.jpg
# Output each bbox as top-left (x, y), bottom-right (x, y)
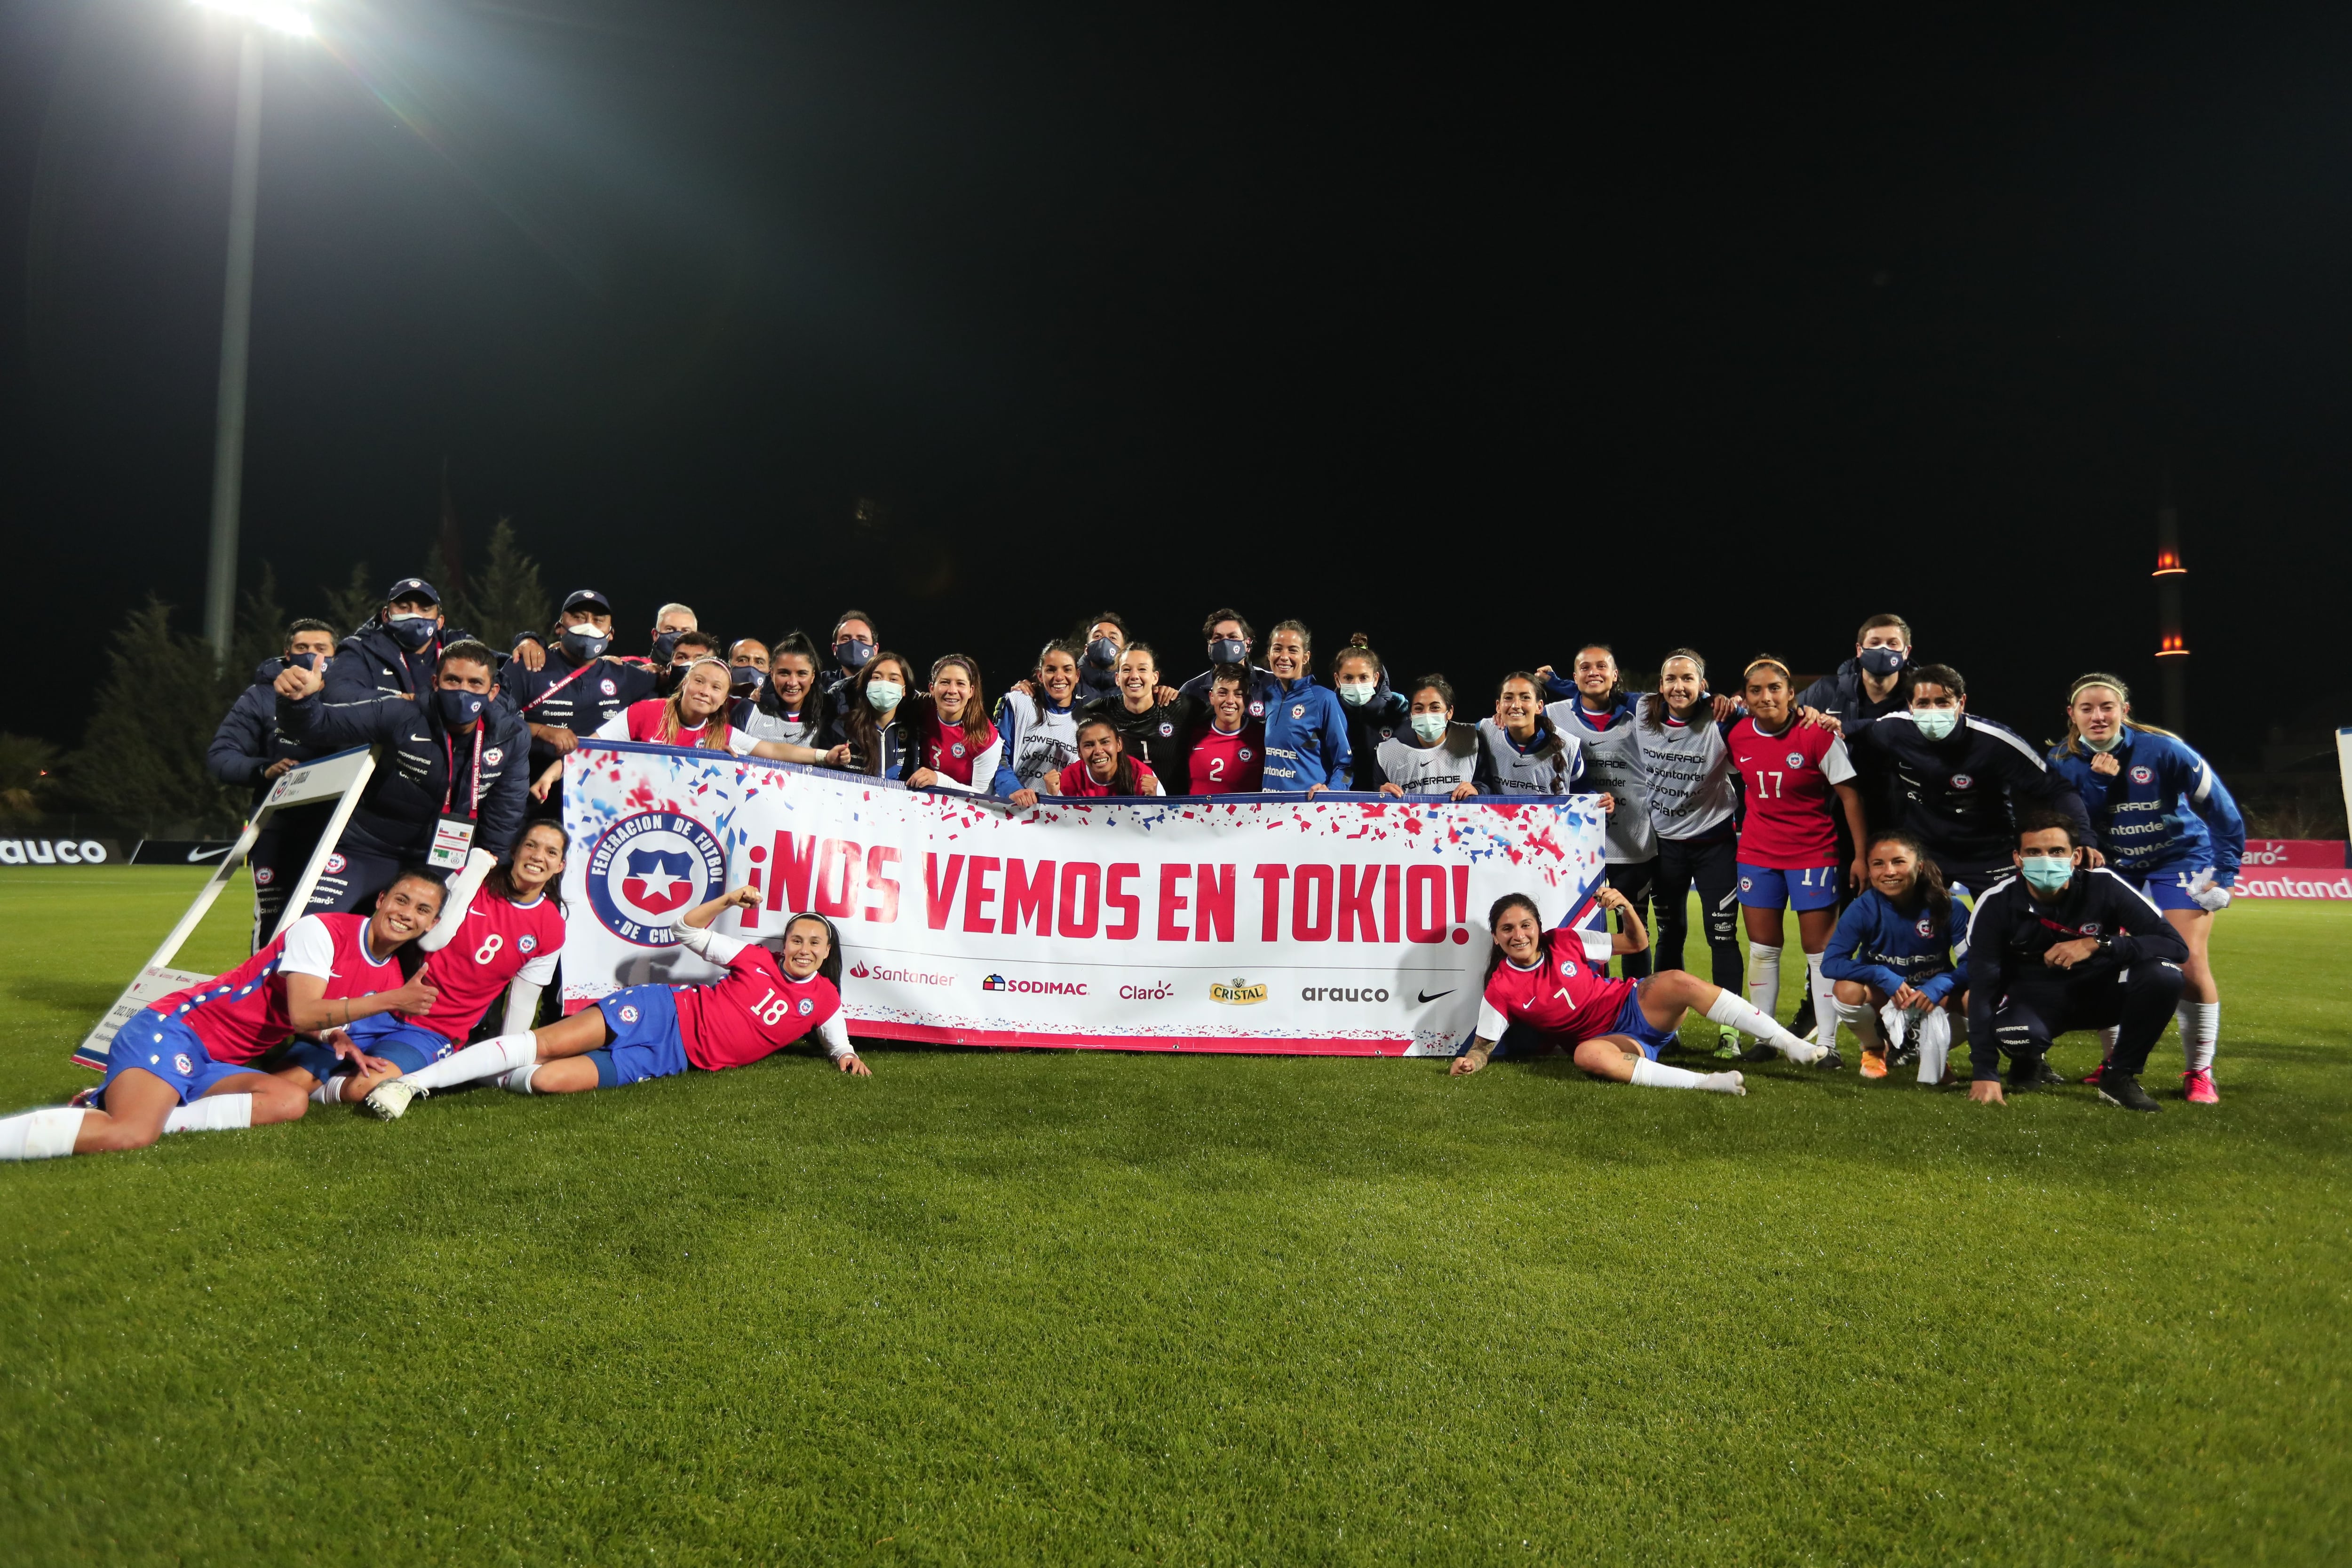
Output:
top-left (1851, 711), bottom-right (2089, 870)
top-left (323, 616), bottom-right (483, 706)
top-left (277, 687), bottom-right (529, 862)
top-left (1962, 868), bottom-right (2189, 1080)
top-left (206, 657), bottom-right (339, 809)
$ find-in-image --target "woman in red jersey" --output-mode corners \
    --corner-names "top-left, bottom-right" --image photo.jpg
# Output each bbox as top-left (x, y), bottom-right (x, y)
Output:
top-left (1448, 891), bottom-right (1828, 1091)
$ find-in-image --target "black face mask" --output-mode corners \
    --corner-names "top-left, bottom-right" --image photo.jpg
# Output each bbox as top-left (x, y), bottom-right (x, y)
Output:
top-left (1208, 636), bottom-right (1248, 666)
top-left (435, 688), bottom-right (488, 729)
top-left (1858, 645), bottom-right (1906, 677)
top-left (560, 626), bottom-right (611, 663)
top-left (657, 663), bottom-right (690, 696)
top-left (386, 614), bottom-right (437, 652)
top-left (834, 637), bottom-right (875, 672)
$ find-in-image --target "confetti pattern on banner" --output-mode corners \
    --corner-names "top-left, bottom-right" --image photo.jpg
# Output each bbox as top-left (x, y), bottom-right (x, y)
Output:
top-left (561, 742), bottom-right (1607, 1056)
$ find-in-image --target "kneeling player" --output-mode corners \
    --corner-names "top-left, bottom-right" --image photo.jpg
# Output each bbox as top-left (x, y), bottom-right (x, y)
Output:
top-left (1447, 890), bottom-right (1828, 1092)
top-left (1820, 832), bottom-right (1967, 1083)
top-left (286, 822), bottom-right (570, 1120)
top-left (0, 872), bottom-right (442, 1162)
top-left (376, 886), bottom-right (867, 1103)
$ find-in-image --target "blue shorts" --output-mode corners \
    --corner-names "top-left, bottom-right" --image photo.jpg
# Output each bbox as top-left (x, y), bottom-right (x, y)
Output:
top-left (593, 986), bottom-right (689, 1087)
top-left (1737, 862), bottom-right (1842, 912)
top-left (2124, 862), bottom-right (2210, 912)
top-left (344, 1014), bottom-right (459, 1075)
top-left (102, 1013), bottom-right (249, 1106)
top-left (1605, 986), bottom-right (1681, 1059)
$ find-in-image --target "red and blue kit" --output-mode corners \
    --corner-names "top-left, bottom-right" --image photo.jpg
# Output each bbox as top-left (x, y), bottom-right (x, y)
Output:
top-left (1054, 757), bottom-right (1160, 798)
top-left (1475, 924), bottom-right (1656, 1049)
top-left (1727, 715), bottom-right (1855, 911)
top-left (914, 708), bottom-right (1002, 792)
top-left (594, 700), bottom-right (761, 755)
top-left (344, 890), bottom-right (567, 1073)
top-left (1187, 722), bottom-right (1264, 794)
top-left (592, 936), bottom-right (850, 1087)
top-left (107, 913), bottom-right (403, 1102)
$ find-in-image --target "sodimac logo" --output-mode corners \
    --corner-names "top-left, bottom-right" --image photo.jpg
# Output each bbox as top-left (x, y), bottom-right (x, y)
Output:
top-left (981, 973), bottom-right (1089, 995)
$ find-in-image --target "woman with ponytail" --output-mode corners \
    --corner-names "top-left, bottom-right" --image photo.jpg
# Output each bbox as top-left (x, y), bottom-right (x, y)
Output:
top-left (1820, 832), bottom-right (1967, 1084)
top-left (2048, 673), bottom-right (2245, 1104)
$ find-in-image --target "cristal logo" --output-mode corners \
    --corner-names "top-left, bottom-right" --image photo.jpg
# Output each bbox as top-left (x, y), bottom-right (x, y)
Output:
top-left (585, 812), bottom-right (727, 947)
top-left (1210, 978), bottom-right (1268, 1004)
top-left (982, 973), bottom-right (1089, 995)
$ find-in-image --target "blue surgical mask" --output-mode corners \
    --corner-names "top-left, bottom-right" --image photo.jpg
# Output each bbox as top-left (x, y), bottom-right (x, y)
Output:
top-left (436, 687), bottom-right (488, 729)
top-left (1338, 680), bottom-right (1376, 707)
top-left (1411, 712), bottom-right (1447, 742)
top-left (1912, 708), bottom-right (1958, 741)
top-left (864, 679), bottom-right (903, 712)
top-left (387, 613), bottom-right (437, 652)
top-left (559, 624), bottom-right (610, 662)
top-left (2019, 855), bottom-right (2075, 894)
top-left (1208, 637), bottom-right (1248, 666)
top-left (1087, 637), bottom-right (1120, 668)
top-left (1858, 645), bottom-right (1906, 677)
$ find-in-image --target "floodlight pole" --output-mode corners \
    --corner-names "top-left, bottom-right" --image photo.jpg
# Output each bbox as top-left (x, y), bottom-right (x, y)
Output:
top-left (202, 27), bottom-right (264, 666)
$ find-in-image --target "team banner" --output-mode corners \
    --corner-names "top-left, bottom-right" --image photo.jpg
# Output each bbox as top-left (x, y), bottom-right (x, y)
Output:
top-left (558, 741), bottom-right (1607, 1055)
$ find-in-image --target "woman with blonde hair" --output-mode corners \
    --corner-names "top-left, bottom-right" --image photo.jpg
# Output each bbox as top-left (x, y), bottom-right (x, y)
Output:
top-left (532, 657), bottom-right (842, 797)
top-left (2047, 672), bottom-right (2245, 1104)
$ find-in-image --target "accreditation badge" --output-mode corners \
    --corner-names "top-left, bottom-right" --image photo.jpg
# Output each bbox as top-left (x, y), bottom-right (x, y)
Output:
top-left (429, 813), bottom-right (477, 871)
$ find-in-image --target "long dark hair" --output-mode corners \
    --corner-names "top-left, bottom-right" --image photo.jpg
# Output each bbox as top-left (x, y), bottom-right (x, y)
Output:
top-left (1077, 716), bottom-right (1141, 794)
top-left (782, 911), bottom-right (846, 988)
top-left (1642, 647), bottom-right (1708, 729)
top-left (485, 821), bottom-right (571, 915)
top-left (842, 652), bottom-right (912, 775)
top-left (760, 630), bottom-right (823, 718)
top-left (1482, 891), bottom-right (1543, 985)
top-left (922, 653), bottom-right (994, 752)
top-left (1865, 830), bottom-right (1950, 937)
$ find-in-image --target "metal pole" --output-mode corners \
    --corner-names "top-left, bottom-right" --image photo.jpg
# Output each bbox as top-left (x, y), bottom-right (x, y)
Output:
top-left (203, 28), bottom-right (264, 665)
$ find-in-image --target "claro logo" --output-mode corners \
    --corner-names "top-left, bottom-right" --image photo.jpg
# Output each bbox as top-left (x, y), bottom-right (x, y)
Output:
top-left (1118, 981), bottom-right (1175, 1001)
top-left (1209, 978), bottom-right (1268, 1005)
top-left (1300, 986), bottom-right (1391, 1003)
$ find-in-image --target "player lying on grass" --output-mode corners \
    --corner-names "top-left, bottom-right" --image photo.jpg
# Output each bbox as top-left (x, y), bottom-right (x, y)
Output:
top-left (1447, 889), bottom-right (1830, 1094)
top-left (269, 823), bottom-right (570, 1118)
top-left (0, 871), bottom-right (443, 1162)
top-left (1821, 831), bottom-right (1968, 1084)
top-left (356, 887), bottom-right (866, 1118)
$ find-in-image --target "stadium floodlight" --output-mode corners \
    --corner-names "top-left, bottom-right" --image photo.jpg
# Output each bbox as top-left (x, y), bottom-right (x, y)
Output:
top-left (191, 0), bottom-right (316, 664)
top-left (191, 0), bottom-right (315, 39)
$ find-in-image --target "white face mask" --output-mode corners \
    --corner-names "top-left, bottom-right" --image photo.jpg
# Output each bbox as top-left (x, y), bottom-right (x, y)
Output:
top-left (1411, 712), bottom-right (1447, 742)
top-left (1912, 708), bottom-right (1959, 741)
top-left (1338, 679), bottom-right (1376, 707)
top-left (864, 680), bottom-right (903, 712)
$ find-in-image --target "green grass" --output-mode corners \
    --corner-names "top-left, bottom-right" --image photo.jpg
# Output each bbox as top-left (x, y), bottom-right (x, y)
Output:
top-left (1, 868), bottom-right (2346, 1564)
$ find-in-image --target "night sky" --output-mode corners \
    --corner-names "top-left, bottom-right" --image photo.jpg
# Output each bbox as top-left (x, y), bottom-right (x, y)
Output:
top-left (4, 2), bottom-right (2348, 757)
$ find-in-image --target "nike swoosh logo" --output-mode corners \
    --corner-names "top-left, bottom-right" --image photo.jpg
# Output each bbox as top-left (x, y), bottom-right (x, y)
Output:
top-left (188, 846), bottom-right (230, 863)
top-left (1416, 988), bottom-right (1455, 1004)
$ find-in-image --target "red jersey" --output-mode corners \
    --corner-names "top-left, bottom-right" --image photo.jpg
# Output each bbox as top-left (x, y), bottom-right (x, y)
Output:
top-left (1055, 757), bottom-right (1160, 797)
top-left (673, 944), bottom-right (845, 1071)
top-left (1187, 722), bottom-right (1264, 794)
top-left (1475, 924), bottom-right (1630, 1046)
top-left (1726, 715), bottom-right (1855, 868)
top-left (148, 913), bottom-right (404, 1064)
top-left (405, 889), bottom-right (566, 1041)
top-left (596, 699), bottom-right (753, 754)
top-left (916, 706), bottom-right (1002, 790)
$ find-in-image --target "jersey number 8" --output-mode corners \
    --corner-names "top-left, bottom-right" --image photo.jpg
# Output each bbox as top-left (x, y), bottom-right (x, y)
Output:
top-left (474, 933), bottom-right (504, 965)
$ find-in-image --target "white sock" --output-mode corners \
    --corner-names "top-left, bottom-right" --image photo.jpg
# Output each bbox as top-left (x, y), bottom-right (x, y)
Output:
top-left (399, 1033), bottom-right (540, 1093)
top-left (2097, 1025), bottom-right (2119, 1059)
top-left (1702, 989), bottom-right (1817, 1060)
top-left (496, 1064), bottom-right (540, 1094)
top-left (1916, 1009), bottom-right (1954, 1083)
top-left (309, 1077), bottom-right (348, 1106)
top-left (161, 1093), bottom-right (254, 1134)
top-left (1745, 943), bottom-right (1782, 1026)
top-left (2181, 1002), bottom-right (2218, 1072)
top-left (1835, 996), bottom-right (1883, 1055)
top-left (0, 1106), bottom-right (87, 1161)
top-left (1805, 953), bottom-right (1837, 1046)
top-left (1629, 1059), bottom-right (1744, 1094)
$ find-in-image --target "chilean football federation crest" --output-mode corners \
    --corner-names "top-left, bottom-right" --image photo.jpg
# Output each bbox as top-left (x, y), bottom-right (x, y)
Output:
top-left (2131, 765), bottom-right (2154, 784)
top-left (586, 812), bottom-right (729, 946)
top-left (1786, 751), bottom-right (1806, 769)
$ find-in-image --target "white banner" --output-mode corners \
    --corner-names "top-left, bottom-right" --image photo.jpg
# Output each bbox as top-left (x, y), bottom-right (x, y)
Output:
top-left (557, 741), bottom-right (1609, 1056)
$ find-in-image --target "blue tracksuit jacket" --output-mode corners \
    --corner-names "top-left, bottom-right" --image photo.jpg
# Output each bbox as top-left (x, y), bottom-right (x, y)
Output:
top-left (1820, 888), bottom-right (1965, 1003)
top-left (2046, 726), bottom-right (2245, 886)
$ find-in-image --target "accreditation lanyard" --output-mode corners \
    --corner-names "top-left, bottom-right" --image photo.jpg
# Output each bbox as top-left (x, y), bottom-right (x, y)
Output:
top-left (429, 725), bottom-right (486, 871)
top-left (520, 657), bottom-right (600, 716)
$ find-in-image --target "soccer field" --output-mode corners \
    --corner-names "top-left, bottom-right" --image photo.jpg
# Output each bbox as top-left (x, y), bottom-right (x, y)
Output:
top-left (1, 868), bottom-right (2345, 1564)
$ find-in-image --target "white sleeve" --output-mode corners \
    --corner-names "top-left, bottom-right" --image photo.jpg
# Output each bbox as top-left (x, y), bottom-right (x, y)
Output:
top-left (516, 948), bottom-right (560, 985)
top-left (589, 711), bottom-right (629, 741)
top-left (1475, 997), bottom-right (1508, 1041)
top-left (1821, 735), bottom-right (1857, 787)
top-left (278, 915), bottom-right (338, 979)
top-left (725, 726), bottom-right (762, 756)
top-left (500, 979), bottom-right (543, 1035)
top-left (813, 1009), bottom-right (853, 1058)
top-left (673, 921), bottom-right (749, 965)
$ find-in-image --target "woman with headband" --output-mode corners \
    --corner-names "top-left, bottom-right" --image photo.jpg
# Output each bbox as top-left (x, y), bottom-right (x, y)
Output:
top-left (2048, 673), bottom-right (2244, 1104)
top-left (532, 656), bottom-right (844, 798)
top-left (1724, 655), bottom-right (1870, 1066)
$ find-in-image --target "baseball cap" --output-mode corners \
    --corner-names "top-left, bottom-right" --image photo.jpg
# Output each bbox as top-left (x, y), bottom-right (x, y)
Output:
top-left (562, 588), bottom-right (613, 615)
top-left (385, 577), bottom-right (441, 605)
